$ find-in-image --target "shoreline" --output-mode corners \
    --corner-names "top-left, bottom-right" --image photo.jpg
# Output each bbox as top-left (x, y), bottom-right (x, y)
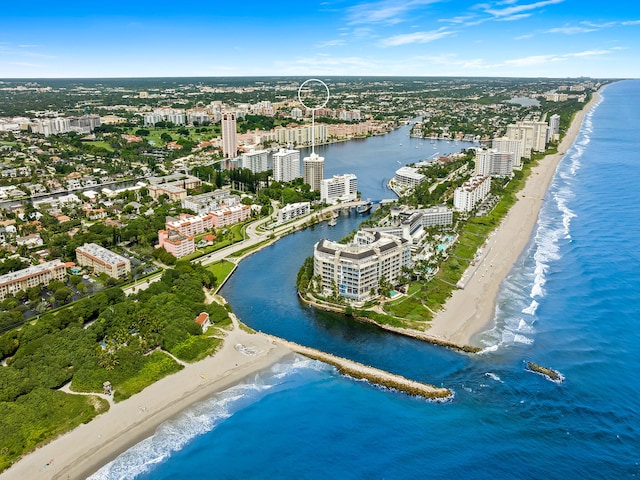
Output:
top-left (424, 91), bottom-right (602, 346)
top-left (0, 321), bottom-right (294, 480)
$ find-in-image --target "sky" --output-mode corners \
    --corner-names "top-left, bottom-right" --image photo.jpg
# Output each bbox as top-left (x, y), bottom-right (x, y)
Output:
top-left (1, 0), bottom-right (639, 79)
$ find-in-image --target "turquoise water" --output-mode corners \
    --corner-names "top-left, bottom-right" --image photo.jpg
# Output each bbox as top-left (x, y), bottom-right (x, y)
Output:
top-left (90, 81), bottom-right (640, 479)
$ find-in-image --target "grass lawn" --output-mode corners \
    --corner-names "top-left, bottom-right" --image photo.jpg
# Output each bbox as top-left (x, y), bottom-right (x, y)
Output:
top-left (206, 260), bottom-right (236, 286)
top-left (84, 140), bottom-right (115, 152)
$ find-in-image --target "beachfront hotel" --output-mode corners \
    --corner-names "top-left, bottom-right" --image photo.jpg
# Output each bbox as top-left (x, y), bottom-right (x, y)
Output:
top-left (75, 243), bottom-right (131, 279)
top-left (313, 231), bottom-right (411, 303)
top-left (272, 148), bottom-right (301, 183)
top-left (303, 152), bottom-right (325, 192)
top-left (453, 175), bottom-right (491, 212)
top-left (320, 174), bottom-right (358, 204)
top-left (0, 259), bottom-right (67, 300)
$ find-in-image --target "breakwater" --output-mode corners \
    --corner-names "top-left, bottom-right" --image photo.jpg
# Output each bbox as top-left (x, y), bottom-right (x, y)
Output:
top-left (268, 335), bottom-right (453, 401)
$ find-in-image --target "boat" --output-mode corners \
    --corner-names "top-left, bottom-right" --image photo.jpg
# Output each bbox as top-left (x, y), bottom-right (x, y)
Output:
top-left (356, 200), bottom-right (373, 214)
top-left (328, 215), bottom-right (337, 226)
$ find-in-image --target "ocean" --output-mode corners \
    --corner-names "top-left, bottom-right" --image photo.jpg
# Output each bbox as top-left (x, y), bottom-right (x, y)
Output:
top-left (90, 80), bottom-right (640, 479)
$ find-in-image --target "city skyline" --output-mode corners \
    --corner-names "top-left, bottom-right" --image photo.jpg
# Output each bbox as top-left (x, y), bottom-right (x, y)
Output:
top-left (1, 0), bottom-right (639, 79)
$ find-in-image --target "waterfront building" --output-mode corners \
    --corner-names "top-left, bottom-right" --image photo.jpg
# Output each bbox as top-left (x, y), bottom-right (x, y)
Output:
top-left (157, 230), bottom-right (195, 259)
top-left (241, 149), bottom-right (269, 174)
top-left (474, 148), bottom-right (515, 176)
top-left (222, 112), bottom-right (238, 159)
top-left (278, 202), bottom-right (310, 223)
top-left (274, 124), bottom-right (328, 147)
top-left (313, 231), bottom-right (411, 303)
top-left (320, 174), bottom-right (358, 204)
top-left (394, 166), bottom-right (426, 188)
top-left (549, 114), bottom-right (561, 141)
top-left (272, 148), bottom-right (301, 183)
top-left (303, 152), bottom-right (325, 192)
top-left (75, 243), bottom-right (131, 279)
top-left (492, 137), bottom-right (524, 168)
top-left (506, 120), bottom-right (549, 158)
top-left (453, 175), bottom-right (491, 212)
top-left (0, 259), bottom-right (67, 300)
top-left (210, 204), bottom-right (252, 227)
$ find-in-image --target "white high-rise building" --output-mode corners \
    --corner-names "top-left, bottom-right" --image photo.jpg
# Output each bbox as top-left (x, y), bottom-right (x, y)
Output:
top-left (474, 148), bottom-right (515, 176)
top-left (506, 120), bottom-right (549, 158)
top-left (453, 175), bottom-right (491, 212)
top-left (241, 149), bottom-right (269, 174)
top-left (303, 152), bottom-right (325, 192)
top-left (273, 148), bottom-right (301, 183)
top-left (222, 112), bottom-right (237, 159)
top-left (320, 174), bottom-right (358, 204)
top-left (492, 137), bottom-right (524, 168)
top-left (549, 114), bottom-right (561, 141)
top-left (313, 231), bottom-right (411, 303)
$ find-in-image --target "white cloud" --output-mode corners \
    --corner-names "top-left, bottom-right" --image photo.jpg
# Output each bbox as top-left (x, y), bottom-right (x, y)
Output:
top-left (498, 13), bottom-right (532, 21)
top-left (316, 39), bottom-right (346, 48)
top-left (379, 28), bottom-right (454, 46)
top-left (346, 0), bottom-right (441, 25)
top-left (504, 49), bottom-right (612, 66)
top-left (546, 25), bottom-right (597, 34)
top-left (484, 0), bottom-right (564, 18)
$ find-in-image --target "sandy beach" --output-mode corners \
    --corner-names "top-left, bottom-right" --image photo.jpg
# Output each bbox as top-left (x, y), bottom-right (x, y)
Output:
top-left (426, 92), bottom-right (601, 346)
top-left (0, 313), bottom-right (293, 480)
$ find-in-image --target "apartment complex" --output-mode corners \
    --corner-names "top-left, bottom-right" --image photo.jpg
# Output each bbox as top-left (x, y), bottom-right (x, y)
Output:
top-left (241, 149), bottom-right (269, 174)
top-left (181, 190), bottom-right (239, 215)
top-left (157, 230), bottom-right (195, 259)
top-left (303, 152), bottom-right (325, 192)
top-left (272, 148), bottom-right (301, 183)
top-left (491, 137), bottom-right (524, 168)
top-left (394, 166), bottom-right (426, 188)
top-left (222, 112), bottom-right (237, 159)
top-left (0, 259), bottom-right (67, 300)
top-left (278, 202), bottom-right (310, 223)
top-left (75, 243), bottom-right (131, 279)
top-left (505, 120), bottom-right (549, 159)
top-left (320, 174), bottom-right (358, 204)
top-left (313, 231), bottom-right (411, 303)
top-left (474, 148), bottom-right (515, 177)
top-left (453, 175), bottom-right (492, 212)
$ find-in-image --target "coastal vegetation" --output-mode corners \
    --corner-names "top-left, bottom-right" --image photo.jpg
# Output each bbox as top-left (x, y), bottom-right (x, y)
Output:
top-left (0, 261), bottom-right (230, 470)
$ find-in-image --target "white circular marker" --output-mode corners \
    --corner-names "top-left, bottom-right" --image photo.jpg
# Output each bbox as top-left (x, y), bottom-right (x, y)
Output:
top-left (297, 78), bottom-right (330, 110)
